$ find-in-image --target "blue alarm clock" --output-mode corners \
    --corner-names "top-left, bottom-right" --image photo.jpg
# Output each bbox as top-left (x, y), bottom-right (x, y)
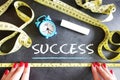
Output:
top-left (35, 15), bottom-right (57, 39)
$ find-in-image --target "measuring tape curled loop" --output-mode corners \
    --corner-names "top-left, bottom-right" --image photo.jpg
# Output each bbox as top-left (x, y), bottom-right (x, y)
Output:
top-left (34, 0), bottom-right (120, 61)
top-left (109, 31), bottom-right (120, 46)
top-left (0, 0), bottom-right (35, 55)
top-left (75, 0), bottom-right (116, 22)
top-left (104, 31), bottom-right (120, 53)
top-left (75, 0), bottom-right (116, 15)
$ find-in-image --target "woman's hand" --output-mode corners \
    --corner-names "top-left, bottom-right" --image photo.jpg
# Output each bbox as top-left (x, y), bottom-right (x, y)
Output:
top-left (91, 62), bottom-right (117, 80)
top-left (1, 62), bottom-right (30, 80)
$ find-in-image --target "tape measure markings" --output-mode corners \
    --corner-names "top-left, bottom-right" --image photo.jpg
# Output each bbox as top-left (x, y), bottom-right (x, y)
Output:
top-left (75, 0), bottom-right (116, 14)
top-left (0, 0), bottom-right (35, 55)
top-left (0, 63), bottom-right (120, 67)
top-left (34, 0), bottom-right (120, 61)
top-left (0, 0), bottom-right (14, 16)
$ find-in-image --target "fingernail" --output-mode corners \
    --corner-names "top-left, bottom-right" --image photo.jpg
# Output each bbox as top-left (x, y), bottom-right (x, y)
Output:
top-left (19, 62), bottom-right (24, 67)
top-left (110, 70), bottom-right (113, 74)
top-left (25, 62), bottom-right (28, 68)
top-left (95, 62), bottom-right (101, 67)
top-left (13, 63), bottom-right (17, 68)
top-left (102, 63), bottom-right (106, 68)
top-left (4, 69), bottom-right (9, 75)
top-left (92, 62), bottom-right (96, 67)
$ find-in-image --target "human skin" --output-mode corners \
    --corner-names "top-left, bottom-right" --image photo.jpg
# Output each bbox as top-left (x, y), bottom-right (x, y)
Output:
top-left (1, 62), bottom-right (30, 80)
top-left (91, 62), bottom-right (117, 80)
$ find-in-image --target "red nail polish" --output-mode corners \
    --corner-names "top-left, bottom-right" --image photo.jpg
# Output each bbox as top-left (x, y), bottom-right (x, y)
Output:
top-left (95, 62), bottom-right (101, 67)
top-left (110, 70), bottom-right (113, 74)
top-left (13, 63), bottom-right (17, 68)
top-left (102, 63), bottom-right (106, 68)
top-left (4, 69), bottom-right (9, 75)
top-left (25, 62), bottom-right (28, 68)
top-left (19, 62), bottom-right (24, 67)
top-left (92, 62), bottom-right (96, 67)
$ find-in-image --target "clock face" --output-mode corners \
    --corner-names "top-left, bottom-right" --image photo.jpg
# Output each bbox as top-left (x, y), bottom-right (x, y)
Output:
top-left (39, 21), bottom-right (56, 38)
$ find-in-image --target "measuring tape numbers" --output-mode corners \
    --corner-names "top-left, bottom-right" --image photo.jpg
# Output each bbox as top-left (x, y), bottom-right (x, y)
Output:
top-left (34, 0), bottom-right (120, 61)
top-left (0, 63), bottom-right (120, 68)
top-left (0, 0), bottom-right (35, 55)
top-left (75, 0), bottom-right (116, 22)
top-left (75, 0), bottom-right (116, 15)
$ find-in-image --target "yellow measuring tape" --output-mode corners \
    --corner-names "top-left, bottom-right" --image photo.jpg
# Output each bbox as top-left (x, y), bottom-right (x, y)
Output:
top-left (0, 0), bottom-right (14, 16)
top-left (34, 0), bottom-right (120, 62)
top-left (75, 0), bottom-right (116, 15)
top-left (0, 63), bottom-right (120, 68)
top-left (0, 0), bottom-right (35, 55)
top-left (0, 0), bottom-right (120, 68)
top-left (75, 0), bottom-right (116, 22)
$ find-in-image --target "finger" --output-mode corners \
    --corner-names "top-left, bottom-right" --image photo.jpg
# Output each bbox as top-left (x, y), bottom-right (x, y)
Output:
top-left (21, 62), bottom-right (30, 80)
top-left (1, 69), bottom-right (9, 80)
top-left (101, 63), bottom-right (112, 76)
top-left (5, 63), bottom-right (19, 80)
top-left (96, 64), bottom-right (111, 80)
top-left (110, 69), bottom-right (113, 75)
top-left (110, 70), bottom-right (117, 80)
top-left (11, 62), bottom-right (25, 80)
top-left (91, 63), bottom-right (100, 80)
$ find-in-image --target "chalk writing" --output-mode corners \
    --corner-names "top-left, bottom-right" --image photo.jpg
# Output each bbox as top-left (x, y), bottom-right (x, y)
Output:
top-left (32, 43), bottom-right (94, 55)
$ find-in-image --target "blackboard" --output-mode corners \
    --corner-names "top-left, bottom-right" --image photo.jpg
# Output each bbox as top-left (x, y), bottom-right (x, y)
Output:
top-left (0, 0), bottom-right (120, 80)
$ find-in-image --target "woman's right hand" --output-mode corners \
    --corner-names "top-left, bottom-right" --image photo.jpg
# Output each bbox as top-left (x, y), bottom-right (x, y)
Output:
top-left (91, 62), bottom-right (117, 80)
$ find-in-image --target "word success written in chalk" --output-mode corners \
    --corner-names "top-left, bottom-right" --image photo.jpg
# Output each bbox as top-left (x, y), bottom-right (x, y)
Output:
top-left (32, 43), bottom-right (94, 55)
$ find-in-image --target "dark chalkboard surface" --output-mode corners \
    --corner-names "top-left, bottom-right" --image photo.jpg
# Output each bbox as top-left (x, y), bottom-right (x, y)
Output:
top-left (0, 0), bottom-right (120, 80)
